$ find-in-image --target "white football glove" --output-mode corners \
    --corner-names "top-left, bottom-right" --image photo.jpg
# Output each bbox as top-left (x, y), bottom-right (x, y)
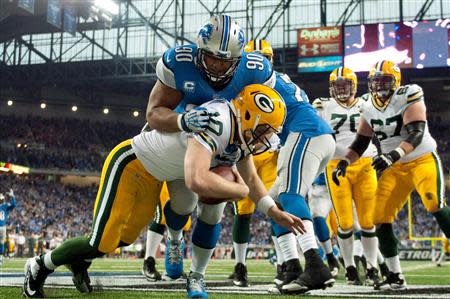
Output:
top-left (178, 106), bottom-right (216, 133)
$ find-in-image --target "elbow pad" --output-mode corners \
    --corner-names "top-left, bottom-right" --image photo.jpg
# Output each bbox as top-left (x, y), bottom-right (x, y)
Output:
top-left (349, 134), bottom-right (372, 157)
top-left (405, 121), bottom-right (425, 148)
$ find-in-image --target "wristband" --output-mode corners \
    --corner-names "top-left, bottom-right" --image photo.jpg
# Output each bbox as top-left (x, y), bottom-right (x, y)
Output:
top-left (392, 147), bottom-right (406, 160)
top-left (177, 114), bottom-right (184, 132)
top-left (256, 195), bottom-right (276, 216)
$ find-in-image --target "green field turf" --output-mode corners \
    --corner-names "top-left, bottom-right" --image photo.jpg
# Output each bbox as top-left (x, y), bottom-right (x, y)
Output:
top-left (1, 257), bottom-right (449, 298)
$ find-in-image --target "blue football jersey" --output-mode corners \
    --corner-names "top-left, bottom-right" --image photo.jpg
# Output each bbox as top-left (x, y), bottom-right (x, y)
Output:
top-left (274, 72), bottom-right (333, 144)
top-left (0, 197), bottom-right (16, 227)
top-left (313, 172), bottom-right (326, 186)
top-left (156, 44), bottom-right (275, 111)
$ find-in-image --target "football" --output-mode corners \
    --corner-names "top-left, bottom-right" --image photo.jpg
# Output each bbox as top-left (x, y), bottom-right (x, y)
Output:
top-left (198, 166), bottom-right (237, 205)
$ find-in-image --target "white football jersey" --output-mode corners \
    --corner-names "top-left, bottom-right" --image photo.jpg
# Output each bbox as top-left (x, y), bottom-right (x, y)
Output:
top-left (360, 84), bottom-right (436, 163)
top-left (132, 100), bottom-right (235, 181)
top-left (313, 97), bottom-right (377, 159)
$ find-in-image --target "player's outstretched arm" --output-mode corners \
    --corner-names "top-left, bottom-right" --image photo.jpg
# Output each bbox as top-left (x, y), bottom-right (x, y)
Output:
top-left (184, 138), bottom-right (249, 200)
top-left (236, 155), bottom-right (305, 234)
top-left (146, 80), bottom-right (184, 132)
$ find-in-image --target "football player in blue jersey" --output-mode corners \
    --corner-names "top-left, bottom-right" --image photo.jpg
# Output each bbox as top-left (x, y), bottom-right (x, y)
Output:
top-left (238, 39), bottom-right (336, 293)
top-left (144, 15), bottom-right (277, 287)
top-left (0, 189), bottom-right (16, 265)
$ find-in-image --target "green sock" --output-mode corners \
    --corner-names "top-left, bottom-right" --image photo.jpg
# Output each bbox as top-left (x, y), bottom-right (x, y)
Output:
top-left (232, 215), bottom-right (251, 244)
top-left (50, 236), bottom-right (104, 266)
top-left (433, 207), bottom-right (450, 237)
top-left (377, 223), bottom-right (399, 258)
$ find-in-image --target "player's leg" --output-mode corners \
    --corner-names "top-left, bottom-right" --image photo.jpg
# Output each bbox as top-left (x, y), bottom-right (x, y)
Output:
top-left (164, 179), bottom-right (197, 279)
top-left (229, 198), bottom-right (253, 286)
top-left (413, 153), bottom-right (450, 238)
top-left (374, 166), bottom-right (412, 290)
top-left (325, 160), bottom-right (361, 285)
top-left (352, 158), bottom-right (380, 285)
top-left (143, 183), bottom-right (169, 281)
top-left (271, 227), bottom-right (287, 285)
top-left (0, 226), bottom-right (5, 265)
top-left (273, 133), bottom-right (336, 293)
top-left (308, 182), bottom-right (339, 278)
top-left (188, 201), bottom-right (226, 298)
top-left (23, 141), bottom-right (161, 297)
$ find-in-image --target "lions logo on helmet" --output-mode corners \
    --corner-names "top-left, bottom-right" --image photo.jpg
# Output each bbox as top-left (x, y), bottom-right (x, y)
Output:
top-left (198, 23), bottom-right (214, 45)
top-left (232, 84), bottom-right (286, 155)
top-left (368, 60), bottom-right (401, 104)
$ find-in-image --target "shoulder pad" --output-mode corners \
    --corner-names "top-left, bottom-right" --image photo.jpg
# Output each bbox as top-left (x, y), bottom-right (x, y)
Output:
top-left (404, 84), bottom-right (424, 104)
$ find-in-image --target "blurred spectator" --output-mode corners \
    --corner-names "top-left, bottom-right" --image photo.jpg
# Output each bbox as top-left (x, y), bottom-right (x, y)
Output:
top-left (16, 230), bottom-right (26, 257)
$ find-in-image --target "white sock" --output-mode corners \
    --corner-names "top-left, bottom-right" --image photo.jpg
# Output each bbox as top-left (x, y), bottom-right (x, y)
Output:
top-left (190, 244), bottom-right (214, 275)
top-left (272, 236), bottom-right (285, 265)
top-left (354, 238), bottom-right (363, 257)
top-left (321, 239), bottom-right (333, 255)
top-left (385, 255), bottom-right (402, 274)
top-left (233, 242), bottom-right (248, 265)
top-left (377, 249), bottom-right (385, 264)
top-left (278, 233), bottom-right (299, 261)
top-left (296, 220), bottom-right (318, 253)
top-left (145, 230), bottom-right (164, 259)
top-left (44, 252), bottom-right (57, 270)
top-left (338, 228), bottom-right (355, 267)
top-left (167, 226), bottom-right (183, 242)
top-left (361, 228), bottom-right (378, 269)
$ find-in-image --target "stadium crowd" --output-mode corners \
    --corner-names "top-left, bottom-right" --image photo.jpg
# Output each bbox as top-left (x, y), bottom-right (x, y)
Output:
top-left (1, 111), bottom-right (449, 173)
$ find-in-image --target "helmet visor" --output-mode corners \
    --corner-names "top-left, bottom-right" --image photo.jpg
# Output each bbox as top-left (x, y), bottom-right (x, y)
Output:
top-left (330, 79), bottom-right (354, 102)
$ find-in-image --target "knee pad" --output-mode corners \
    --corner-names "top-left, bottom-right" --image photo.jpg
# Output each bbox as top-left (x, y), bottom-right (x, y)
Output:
top-left (313, 216), bottom-right (330, 242)
top-left (192, 219), bottom-right (221, 249)
top-left (197, 202), bottom-right (226, 225)
top-left (164, 201), bottom-right (190, 231)
top-left (279, 192), bottom-right (312, 220)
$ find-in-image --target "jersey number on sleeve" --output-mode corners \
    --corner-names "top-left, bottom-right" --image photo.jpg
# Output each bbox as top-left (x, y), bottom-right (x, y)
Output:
top-left (331, 113), bottom-right (359, 134)
top-left (175, 47), bottom-right (193, 62)
top-left (279, 73), bottom-right (308, 102)
top-left (207, 117), bottom-right (224, 136)
top-left (246, 53), bottom-right (264, 70)
top-left (370, 114), bottom-right (402, 141)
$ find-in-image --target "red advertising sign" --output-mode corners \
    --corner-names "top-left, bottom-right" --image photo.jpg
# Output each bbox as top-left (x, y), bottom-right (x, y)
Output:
top-left (297, 26), bottom-right (343, 57)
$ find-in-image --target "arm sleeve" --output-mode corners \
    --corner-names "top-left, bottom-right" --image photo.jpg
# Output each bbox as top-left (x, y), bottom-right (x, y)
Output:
top-left (155, 51), bottom-right (177, 89)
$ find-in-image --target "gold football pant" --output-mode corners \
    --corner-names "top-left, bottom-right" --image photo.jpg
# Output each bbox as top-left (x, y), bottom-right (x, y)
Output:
top-left (89, 140), bottom-right (162, 253)
top-left (374, 152), bottom-right (446, 224)
top-left (233, 151), bottom-right (278, 215)
top-left (325, 157), bottom-right (377, 230)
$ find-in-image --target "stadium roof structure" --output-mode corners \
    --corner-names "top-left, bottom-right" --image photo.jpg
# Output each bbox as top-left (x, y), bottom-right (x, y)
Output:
top-left (0, 0), bottom-right (448, 109)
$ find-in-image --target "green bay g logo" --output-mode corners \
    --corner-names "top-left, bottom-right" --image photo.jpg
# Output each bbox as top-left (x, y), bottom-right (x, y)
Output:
top-left (254, 93), bottom-right (274, 113)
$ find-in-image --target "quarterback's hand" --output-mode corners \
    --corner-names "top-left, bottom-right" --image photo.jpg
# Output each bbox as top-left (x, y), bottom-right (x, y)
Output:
top-left (179, 107), bottom-right (217, 133)
top-left (332, 160), bottom-right (349, 186)
top-left (6, 189), bottom-right (15, 198)
top-left (268, 207), bottom-right (306, 235)
top-left (372, 150), bottom-right (401, 172)
top-left (216, 144), bottom-right (243, 166)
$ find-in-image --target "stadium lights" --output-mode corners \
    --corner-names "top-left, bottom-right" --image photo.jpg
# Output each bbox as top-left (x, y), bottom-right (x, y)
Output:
top-left (93, 0), bottom-right (119, 15)
top-left (133, 111), bottom-right (139, 117)
top-left (40, 103), bottom-right (47, 109)
top-left (103, 108), bottom-right (109, 114)
top-left (72, 105), bottom-right (78, 112)
top-left (7, 100), bottom-right (13, 106)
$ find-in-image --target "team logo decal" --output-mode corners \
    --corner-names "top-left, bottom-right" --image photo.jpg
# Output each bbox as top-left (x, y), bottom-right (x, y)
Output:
top-left (198, 24), bottom-right (214, 45)
top-left (238, 29), bottom-right (245, 49)
top-left (254, 93), bottom-right (274, 113)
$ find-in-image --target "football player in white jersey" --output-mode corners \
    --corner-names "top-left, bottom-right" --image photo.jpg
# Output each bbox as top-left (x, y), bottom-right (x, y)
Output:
top-left (313, 67), bottom-right (380, 285)
top-left (23, 84), bottom-right (304, 299)
top-left (332, 60), bottom-right (450, 290)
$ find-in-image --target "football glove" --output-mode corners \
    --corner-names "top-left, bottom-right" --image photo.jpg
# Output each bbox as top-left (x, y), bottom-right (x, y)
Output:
top-left (372, 150), bottom-right (402, 172)
top-left (216, 144), bottom-right (243, 166)
top-left (179, 106), bottom-right (217, 133)
top-left (331, 160), bottom-right (349, 186)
